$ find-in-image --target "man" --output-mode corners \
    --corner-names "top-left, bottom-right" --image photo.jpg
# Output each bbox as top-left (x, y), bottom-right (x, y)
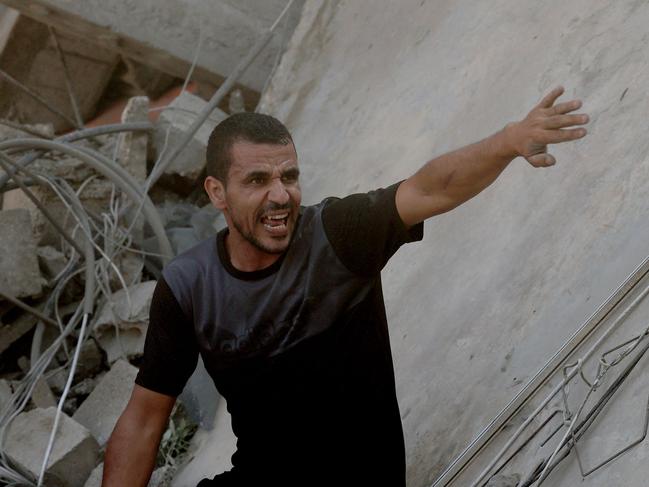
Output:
top-left (103, 86), bottom-right (588, 486)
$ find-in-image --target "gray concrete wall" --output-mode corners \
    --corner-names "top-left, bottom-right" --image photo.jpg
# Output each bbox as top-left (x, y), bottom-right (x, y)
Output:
top-left (0, 0), bottom-right (304, 92)
top-left (175, 1), bottom-right (649, 486)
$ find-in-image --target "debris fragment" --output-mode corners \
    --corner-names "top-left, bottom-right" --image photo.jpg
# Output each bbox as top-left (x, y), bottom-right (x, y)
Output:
top-left (153, 91), bottom-right (227, 181)
top-left (72, 359), bottom-right (138, 446)
top-left (5, 407), bottom-right (100, 487)
top-left (0, 208), bottom-right (43, 298)
top-left (93, 281), bottom-right (156, 363)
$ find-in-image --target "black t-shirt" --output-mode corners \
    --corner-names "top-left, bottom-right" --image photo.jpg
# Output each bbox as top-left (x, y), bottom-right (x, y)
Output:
top-left (136, 182), bottom-right (423, 486)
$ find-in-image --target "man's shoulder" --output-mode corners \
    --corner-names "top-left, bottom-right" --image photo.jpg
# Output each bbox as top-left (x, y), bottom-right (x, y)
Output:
top-left (162, 234), bottom-right (218, 292)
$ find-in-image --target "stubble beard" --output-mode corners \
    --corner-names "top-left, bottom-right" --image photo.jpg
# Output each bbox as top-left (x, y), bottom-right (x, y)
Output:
top-left (229, 207), bottom-right (292, 255)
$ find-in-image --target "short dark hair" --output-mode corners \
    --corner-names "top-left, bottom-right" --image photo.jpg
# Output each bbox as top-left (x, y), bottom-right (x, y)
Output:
top-left (205, 112), bottom-right (294, 184)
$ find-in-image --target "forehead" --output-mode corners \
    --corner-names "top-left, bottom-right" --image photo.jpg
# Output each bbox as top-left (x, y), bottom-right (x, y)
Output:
top-left (229, 140), bottom-right (298, 174)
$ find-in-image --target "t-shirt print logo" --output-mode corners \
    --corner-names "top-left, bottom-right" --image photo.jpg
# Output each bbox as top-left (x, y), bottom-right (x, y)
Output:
top-left (215, 317), bottom-right (294, 360)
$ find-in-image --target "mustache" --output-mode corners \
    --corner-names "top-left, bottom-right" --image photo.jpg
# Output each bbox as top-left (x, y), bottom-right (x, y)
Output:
top-left (257, 202), bottom-right (294, 217)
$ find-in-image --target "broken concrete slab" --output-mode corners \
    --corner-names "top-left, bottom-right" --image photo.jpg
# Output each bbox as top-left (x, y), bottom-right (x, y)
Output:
top-left (94, 281), bottom-right (156, 363)
top-left (0, 208), bottom-right (43, 298)
top-left (5, 407), bottom-right (99, 487)
top-left (0, 0), bottom-right (305, 93)
top-left (2, 178), bottom-right (115, 246)
top-left (0, 120), bottom-right (54, 139)
top-left (116, 96), bottom-right (149, 182)
top-left (153, 91), bottom-right (227, 181)
top-left (0, 10), bottom-right (119, 131)
top-left (73, 359), bottom-right (137, 446)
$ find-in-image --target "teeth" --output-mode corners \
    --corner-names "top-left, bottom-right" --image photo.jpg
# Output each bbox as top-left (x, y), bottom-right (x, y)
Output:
top-left (268, 213), bottom-right (288, 220)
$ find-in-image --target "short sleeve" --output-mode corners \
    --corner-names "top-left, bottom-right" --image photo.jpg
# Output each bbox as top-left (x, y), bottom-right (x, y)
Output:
top-left (322, 181), bottom-right (423, 276)
top-left (135, 277), bottom-right (199, 397)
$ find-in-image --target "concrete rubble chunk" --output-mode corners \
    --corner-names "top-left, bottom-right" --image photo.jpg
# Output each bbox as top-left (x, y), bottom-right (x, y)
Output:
top-left (74, 338), bottom-right (103, 380)
top-left (0, 121), bottom-right (54, 140)
top-left (154, 92), bottom-right (227, 180)
top-left (5, 407), bottom-right (99, 487)
top-left (73, 359), bottom-right (138, 446)
top-left (37, 245), bottom-right (68, 280)
top-left (94, 281), bottom-right (156, 363)
top-left (84, 462), bottom-right (171, 487)
top-left (2, 179), bottom-right (115, 246)
top-left (0, 208), bottom-right (43, 298)
top-left (116, 96), bottom-right (149, 182)
top-left (0, 378), bottom-right (13, 410)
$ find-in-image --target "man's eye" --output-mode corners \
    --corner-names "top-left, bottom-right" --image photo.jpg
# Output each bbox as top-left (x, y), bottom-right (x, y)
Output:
top-left (250, 178), bottom-right (265, 185)
top-left (282, 174), bottom-right (299, 183)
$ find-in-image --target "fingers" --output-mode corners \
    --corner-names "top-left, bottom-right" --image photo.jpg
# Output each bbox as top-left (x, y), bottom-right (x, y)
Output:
top-left (526, 153), bottom-right (556, 167)
top-left (549, 99), bottom-right (582, 115)
top-left (543, 127), bottom-right (587, 143)
top-left (544, 113), bottom-right (589, 129)
top-left (538, 86), bottom-right (565, 108)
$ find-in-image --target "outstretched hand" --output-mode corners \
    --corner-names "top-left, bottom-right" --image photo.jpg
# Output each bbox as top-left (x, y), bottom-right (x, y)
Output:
top-left (503, 86), bottom-right (589, 167)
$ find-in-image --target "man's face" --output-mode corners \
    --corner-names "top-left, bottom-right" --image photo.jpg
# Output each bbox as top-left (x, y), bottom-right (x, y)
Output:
top-left (217, 140), bottom-right (301, 255)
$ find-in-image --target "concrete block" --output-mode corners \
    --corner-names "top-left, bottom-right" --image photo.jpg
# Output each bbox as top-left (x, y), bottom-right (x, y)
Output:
top-left (154, 92), bottom-right (227, 180)
top-left (0, 209), bottom-right (43, 298)
top-left (0, 12), bottom-right (118, 131)
top-left (73, 359), bottom-right (138, 446)
top-left (116, 96), bottom-right (149, 182)
top-left (5, 407), bottom-right (99, 487)
top-left (94, 281), bottom-right (156, 363)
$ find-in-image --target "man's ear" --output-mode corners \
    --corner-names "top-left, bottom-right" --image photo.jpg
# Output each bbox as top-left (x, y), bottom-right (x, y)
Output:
top-left (204, 176), bottom-right (227, 210)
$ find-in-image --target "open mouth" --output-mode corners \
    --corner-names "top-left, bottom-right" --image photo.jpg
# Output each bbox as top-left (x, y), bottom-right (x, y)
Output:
top-left (260, 212), bottom-right (290, 233)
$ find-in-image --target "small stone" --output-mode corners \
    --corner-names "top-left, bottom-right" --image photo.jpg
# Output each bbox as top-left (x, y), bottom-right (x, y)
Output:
top-left (5, 407), bottom-right (99, 487)
top-left (70, 377), bottom-right (97, 398)
top-left (73, 360), bottom-right (138, 446)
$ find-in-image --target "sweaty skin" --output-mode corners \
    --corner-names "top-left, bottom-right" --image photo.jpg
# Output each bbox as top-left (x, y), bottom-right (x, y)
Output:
top-left (102, 86), bottom-right (588, 487)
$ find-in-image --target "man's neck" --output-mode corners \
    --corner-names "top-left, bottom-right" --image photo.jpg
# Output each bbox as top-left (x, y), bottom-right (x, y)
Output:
top-left (225, 231), bottom-right (283, 272)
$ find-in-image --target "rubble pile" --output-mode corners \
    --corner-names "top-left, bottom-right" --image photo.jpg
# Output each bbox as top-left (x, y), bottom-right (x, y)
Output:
top-left (0, 4), bottom-right (256, 485)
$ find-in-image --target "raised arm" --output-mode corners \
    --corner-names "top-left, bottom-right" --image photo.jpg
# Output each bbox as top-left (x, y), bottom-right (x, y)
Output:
top-left (396, 86), bottom-right (589, 226)
top-left (102, 385), bottom-right (176, 487)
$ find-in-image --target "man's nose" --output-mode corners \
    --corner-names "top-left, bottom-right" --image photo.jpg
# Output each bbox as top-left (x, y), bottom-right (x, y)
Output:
top-left (268, 178), bottom-right (290, 205)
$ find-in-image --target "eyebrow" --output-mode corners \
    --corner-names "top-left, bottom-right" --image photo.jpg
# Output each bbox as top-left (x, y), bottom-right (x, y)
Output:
top-left (243, 167), bottom-right (300, 181)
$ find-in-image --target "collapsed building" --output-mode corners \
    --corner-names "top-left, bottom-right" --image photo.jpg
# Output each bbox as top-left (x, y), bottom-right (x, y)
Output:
top-left (1, 1), bottom-right (649, 487)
